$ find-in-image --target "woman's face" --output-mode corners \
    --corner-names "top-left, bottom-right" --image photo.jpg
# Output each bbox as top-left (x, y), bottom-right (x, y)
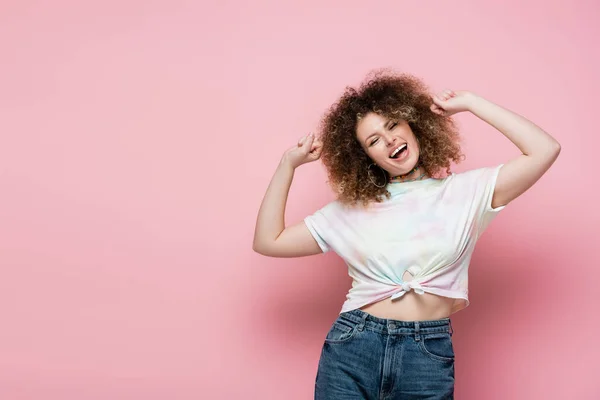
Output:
top-left (356, 112), bottom-right (420, 176)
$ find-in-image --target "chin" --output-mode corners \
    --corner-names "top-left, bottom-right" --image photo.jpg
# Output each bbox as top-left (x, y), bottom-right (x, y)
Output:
top-left (393, 159), bottom-right (418, 175)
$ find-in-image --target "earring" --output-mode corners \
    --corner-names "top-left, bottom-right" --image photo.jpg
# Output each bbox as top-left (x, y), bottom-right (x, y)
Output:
top-left (367, 163), bottom-right (387, 188)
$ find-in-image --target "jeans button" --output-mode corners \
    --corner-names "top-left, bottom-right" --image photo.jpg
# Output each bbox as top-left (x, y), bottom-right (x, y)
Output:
top-left (388, 323), bottom-right (396, 330)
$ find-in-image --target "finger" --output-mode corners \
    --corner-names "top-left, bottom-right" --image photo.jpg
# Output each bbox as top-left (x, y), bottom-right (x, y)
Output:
top-left (430, 104), bottom-right (444, 115)
top-left (309, 145), bottom-right (323, 159)
top-left (302, 134), bottom-right (315, 151)
top-left (298, 134), bottom-right (311, 147)
top-left (431, 94), bottom-right (444, 106)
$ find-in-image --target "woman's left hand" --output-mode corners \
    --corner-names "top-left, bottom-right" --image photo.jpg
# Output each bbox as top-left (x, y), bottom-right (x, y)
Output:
top-left (430, 90), bottom-right (475, 117)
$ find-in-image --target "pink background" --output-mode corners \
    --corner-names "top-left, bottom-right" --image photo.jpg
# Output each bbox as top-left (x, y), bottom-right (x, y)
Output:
top-left (0, 1), bottom-right (598, 399)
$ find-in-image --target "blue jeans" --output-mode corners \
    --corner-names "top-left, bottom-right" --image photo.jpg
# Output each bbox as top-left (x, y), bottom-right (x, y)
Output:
top-left (315, 309), bottom-right (455, 399)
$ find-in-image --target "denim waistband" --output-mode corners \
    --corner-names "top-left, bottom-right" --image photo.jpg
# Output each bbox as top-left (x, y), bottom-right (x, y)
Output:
top-left (340, 308), bottom-right (453, 336)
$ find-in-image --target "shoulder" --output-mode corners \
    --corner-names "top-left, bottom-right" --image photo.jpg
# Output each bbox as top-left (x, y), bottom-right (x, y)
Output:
top-left (446, 165), bottom-right (503, 187)
top-left (307, 199), bottom-right (343, 219)
top-left (308, 199), bottom-right (368, 223)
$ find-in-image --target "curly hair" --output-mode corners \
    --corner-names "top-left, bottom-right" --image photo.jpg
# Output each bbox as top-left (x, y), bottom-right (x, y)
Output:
top-left (318, 69), bottom-right (464, 207)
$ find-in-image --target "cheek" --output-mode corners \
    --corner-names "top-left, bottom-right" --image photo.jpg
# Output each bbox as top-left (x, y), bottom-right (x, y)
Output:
top-left (362, 144), bottom-right (378, 157)
top-left (374, 147), bottom-right (389, 161)
top-left (412, 140), bottom-right (419, 153)
top-left (410, 137), bottom-right (420, 154)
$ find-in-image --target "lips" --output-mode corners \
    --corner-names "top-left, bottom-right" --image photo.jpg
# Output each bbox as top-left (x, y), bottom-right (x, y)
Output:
top-left (389, 143), bottom-right (407, 158)
top-left (390, 144), bottom-right (410, 162)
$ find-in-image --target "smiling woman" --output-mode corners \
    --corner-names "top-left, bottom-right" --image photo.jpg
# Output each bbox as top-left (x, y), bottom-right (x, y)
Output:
top-left (359, 118), bottom-right (420, 181)
top-left (252, 69), bottom-right (560, 398)
top-left (317, 71), bottom-right (464, 206)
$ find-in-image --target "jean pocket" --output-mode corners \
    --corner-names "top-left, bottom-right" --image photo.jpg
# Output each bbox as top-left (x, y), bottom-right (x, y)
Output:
top-left (324, 317), bottom-right (358, 344)
top-left (417, 332), bottom-right (455, 363)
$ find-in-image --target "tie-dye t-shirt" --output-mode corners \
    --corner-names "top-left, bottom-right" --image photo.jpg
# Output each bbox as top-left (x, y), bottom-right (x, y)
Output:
top-left (304, 165), bottom-right (505, 315)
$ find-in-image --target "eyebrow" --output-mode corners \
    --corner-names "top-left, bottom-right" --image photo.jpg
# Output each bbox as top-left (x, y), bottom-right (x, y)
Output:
top-left (365, 120), bottom-right (392, 143)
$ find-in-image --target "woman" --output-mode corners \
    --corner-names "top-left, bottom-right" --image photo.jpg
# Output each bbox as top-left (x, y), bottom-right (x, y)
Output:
top-left (252, 71), bottom-right (560, 399)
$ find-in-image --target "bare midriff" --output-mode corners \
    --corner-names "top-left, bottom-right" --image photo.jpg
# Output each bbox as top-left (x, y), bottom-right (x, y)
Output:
top-left (358, 271), bottom-right (456, 320)
top-left (359, 290), bottom-right (456, 321)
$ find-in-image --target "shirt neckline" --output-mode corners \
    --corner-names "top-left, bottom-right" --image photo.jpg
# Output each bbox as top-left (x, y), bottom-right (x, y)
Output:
top-left (385, 176), bottom-right (447, 195)
top-left (387, 177), bottom-right (436, 186)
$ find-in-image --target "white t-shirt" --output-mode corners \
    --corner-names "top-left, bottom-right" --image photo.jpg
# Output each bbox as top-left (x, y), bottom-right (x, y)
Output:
top-left (304, 165), bottom-right (505, 315)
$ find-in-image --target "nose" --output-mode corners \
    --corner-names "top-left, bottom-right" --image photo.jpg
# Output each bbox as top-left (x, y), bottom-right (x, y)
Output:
top-left (383, 133), bottom-right (397, 146)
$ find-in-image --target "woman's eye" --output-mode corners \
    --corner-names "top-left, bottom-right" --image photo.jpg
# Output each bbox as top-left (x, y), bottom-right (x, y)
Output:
top-left (370, 138), bottom-right (379, 146)
top-left (390, 122), bottom-right (398, 129)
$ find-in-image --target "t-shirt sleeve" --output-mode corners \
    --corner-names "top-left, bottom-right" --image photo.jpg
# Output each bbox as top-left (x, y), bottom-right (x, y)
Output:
top-left (452, 164), bottom-right (506, 238)
top-left (303, 202), bottom-right (337, 254)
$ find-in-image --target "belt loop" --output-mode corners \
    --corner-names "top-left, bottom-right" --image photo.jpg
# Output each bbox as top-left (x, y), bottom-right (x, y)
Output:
top-left (414, 321), bottom-right (420, 342)
top-left (449, 319), bottom-right (454, 336)
top-left (357, 311), bottom-right (368, 331)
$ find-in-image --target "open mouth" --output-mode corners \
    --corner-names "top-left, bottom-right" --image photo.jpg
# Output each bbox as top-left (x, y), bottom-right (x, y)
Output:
top-left (389, 143), bottom-right (408, 160)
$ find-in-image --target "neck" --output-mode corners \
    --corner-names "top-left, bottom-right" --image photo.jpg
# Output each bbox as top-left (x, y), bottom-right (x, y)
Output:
top-left (389, 164), bottom-right (427, 183)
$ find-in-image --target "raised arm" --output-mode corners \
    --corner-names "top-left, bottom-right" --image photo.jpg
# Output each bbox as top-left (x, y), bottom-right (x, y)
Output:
top-left (431, 90), bottom-right (561, 209)
top-left (252, 134), bottom-right (325, 258)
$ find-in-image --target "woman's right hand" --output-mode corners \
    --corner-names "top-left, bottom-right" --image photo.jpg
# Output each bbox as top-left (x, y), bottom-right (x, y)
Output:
top-left (281, 133), bottom-right (323, 169)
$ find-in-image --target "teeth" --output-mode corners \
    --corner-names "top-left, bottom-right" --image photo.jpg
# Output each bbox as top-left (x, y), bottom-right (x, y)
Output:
top-left (390, 143), bottom-right (407, 158)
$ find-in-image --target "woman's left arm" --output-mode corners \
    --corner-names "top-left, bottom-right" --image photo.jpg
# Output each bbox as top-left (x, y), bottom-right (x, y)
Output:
top-left (431, 90), bottom-right (562, 209)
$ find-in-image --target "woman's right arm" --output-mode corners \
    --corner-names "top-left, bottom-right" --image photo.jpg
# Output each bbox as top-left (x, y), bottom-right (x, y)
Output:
top-left (252, 134), bottom-right (324, 258)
